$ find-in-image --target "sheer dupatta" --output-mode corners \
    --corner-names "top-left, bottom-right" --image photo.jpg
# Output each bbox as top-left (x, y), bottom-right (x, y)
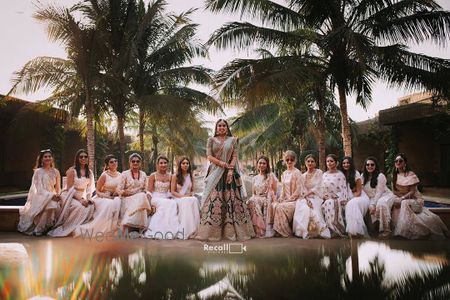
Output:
top-left (201, 137), bottom-right (245, 206)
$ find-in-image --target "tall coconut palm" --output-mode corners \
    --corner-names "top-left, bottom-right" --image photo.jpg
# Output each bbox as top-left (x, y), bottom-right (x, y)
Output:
top-left (9, 3), bottom-right (106, 170)
top-left (206, 0), bottom-right (450, 156)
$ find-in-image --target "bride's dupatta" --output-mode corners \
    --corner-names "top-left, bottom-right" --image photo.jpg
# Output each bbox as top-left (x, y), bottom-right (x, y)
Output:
top-left (201, 136), bottom-right (242, 206)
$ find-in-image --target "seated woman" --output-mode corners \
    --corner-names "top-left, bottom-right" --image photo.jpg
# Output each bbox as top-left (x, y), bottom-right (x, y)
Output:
top-left (118, 153), bottom-right (152, 234)
top-left (48, 149), bottom-right (95, 237)
top-left (143, 155), bottom-right (180, 240)
top-left (18, 149), bottom-right (62, 236)
top-left (247, 156), bottom-right (278, 238)
top-left (340, 156), bottom-right (370, 237)
top-left (269, 150), bottom-right (303, 237)
top-left (321, 154), bottom-right (348, 237)
top-left (75, 155), bottom-right (122, 237)
top-left (362, 156), bottom-right (396, 238)
top-left (392, 153), bottom-right (449, 239)
top-left (293, 154), bottom-right (330, 239)
top-left (170, 156), bottom-right (200, 240)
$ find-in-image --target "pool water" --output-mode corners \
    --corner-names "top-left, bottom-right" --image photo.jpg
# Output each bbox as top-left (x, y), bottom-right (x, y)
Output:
top-left (0, 236), bottom-right (449, 299)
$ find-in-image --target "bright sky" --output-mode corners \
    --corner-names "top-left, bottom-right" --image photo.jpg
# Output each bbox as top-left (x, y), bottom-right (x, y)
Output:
top-left (1, 0), bottom-right (449, 123)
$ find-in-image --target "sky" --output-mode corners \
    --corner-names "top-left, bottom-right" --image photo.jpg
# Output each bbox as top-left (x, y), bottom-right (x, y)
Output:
top-left (1, 0), bottom-right (449, 124)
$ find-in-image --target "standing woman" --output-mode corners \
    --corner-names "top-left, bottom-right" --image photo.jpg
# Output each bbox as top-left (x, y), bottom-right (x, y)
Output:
top-left (170, 156), bottom-right (200, 239)
top-left (392, 154), bottom-right (449, 239)
top-left (293, 154), bottom-right (330, 239)
top-left (340, 156), bottom-right (370, 237)
top-left (247, 156), bottom-right (278, 238)
top-left (321, 154), bottom-right (348, 237)
top-left (118, 153), bottom-right (152, 233)
top-left (196, 119), bottom-right (254, 241)
top-left (18, 149), bottom-right (62, 235)
top-left (75, 155), bottom-right (122, 236)
top-left (362, 156), bottom-right (396, 238)
top-left (269, 150), bottom-right (303, 237)
top-left (144, 155), bottom-right (180, 239)
top-left (48, 149), bottom-right (95, 237)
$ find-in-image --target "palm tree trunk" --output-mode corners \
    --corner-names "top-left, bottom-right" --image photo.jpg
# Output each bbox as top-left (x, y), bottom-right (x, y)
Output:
top-left (117, 115), bottom-right (126, 171)
top-left (138, 107), bottom-right (146, 169)
top-left (152, 134), bottom-right (158, 172)
top-left (317, 93), bottom-right (326, 171)
top-left (338, 85), bottom-right (352, 156)
top-left (85, 90), bottom-right (96, 174)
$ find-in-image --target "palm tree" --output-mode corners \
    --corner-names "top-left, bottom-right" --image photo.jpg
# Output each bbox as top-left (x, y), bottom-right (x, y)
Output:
top-left (9, 3), bottom-right (106, 170)
top-left (206, 0), bottom-right (450, 156)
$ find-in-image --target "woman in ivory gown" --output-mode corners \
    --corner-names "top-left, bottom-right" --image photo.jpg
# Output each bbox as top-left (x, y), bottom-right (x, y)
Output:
top-left (48, 149), bottom-right (95, 237)
top-left (293, 154), bottom-right (330, 239)
top-left (75, 155), bottom-right (122, 237)
top-left (269, 150), bottom-right (303, 237)
top-left (196, 119), bottom-right (254, 241)
top-left (247, 156), bottom-right (278, 238)
top-left (340, 156), bottom-right (370, 237)
top-left (118, 153), bottom-right (152, 233)
top-left (392, 153), bottom-right (449, 239)
top-left (144, 155), bottom-right (180, 239)
top-left (321, 154), bottom-right (348, 237)
top-left (362, 156), bottom-right (395, 238)
top-left (18, 149), bottom-right (62, 235)
top-left (170, 156), bottom-right (200, 239)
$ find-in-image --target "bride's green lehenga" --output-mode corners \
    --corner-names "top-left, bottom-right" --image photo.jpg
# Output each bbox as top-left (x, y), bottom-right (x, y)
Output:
top-left (196, 136), bottom-right (255, 241)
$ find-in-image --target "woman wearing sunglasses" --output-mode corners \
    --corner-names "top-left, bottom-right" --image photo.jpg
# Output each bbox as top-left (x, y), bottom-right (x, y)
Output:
top-left (75, 155), bottom-right (122, 237)
top-left (18, 149), bottom-right (62, 235)
top-left (48, 149), bottom-right (95, 237)
top-left (269, 150), bottom-right (303, 237)
top-left (117, 153), bottom-right (152, 234)
top-left (392, 153), bottom-right (448, 239)
top-left (361, 156), bottom-right (395, 238)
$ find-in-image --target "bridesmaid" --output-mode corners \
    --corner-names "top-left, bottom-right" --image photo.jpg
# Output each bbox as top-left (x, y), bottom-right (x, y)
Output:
top-left (362, 156), bottom-right (395, 238)
top-left (18, 149), bottom-right (62, 235)
top-left (196, 119), bottom-right (254, 241)
top-left (48, 149), bottom-right (95, 237)
top-left (293, 154), bottom-right (330, 239)
top-left (118, 153), bottom-right (152, 234)
top-left (270, 150), bottom-right (303, 237)
top-left (392, 153), bottom-right (449, 239)
top-left (340, 156), bottom-right (370, 237)
top-left (246, 155), bottom-right (278, 238)
top-left (170, 156), bottom-right (200, 239)
top-left (75, 155), bottom-right (122, 237)
top-left (144, 155), bottom-right (180, 239)
top-left (321, 154), bottom-right (348, 237)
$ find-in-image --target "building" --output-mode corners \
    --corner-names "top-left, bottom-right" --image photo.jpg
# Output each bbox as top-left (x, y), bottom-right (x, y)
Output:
top-left (354, 92), bottom-right (450, 187)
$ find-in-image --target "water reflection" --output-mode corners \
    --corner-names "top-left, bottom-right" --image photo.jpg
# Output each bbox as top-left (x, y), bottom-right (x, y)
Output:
top-left (0, 239), bottom-right (449, 299)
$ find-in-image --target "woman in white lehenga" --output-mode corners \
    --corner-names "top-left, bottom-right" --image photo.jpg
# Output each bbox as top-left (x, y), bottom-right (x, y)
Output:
top-left (362, 156), bottom-right (396, 238)
top-left (270, 150), bottom-right (303, 237)
top-left (321, 154), bottom-right (348, 237)
top-left (247, 156), bottom-right (278, 238)
top-left (293, 154), bottom-right (330, 239)
top-left (170, 156), bottom-right (200, 240)
top-left (118, 153), bottom-right (152, 234)
top-left (392, 153), bottom-right (449, 239)
top-left (144, 155), bottom-right (180, 240)
top-left (340, 156), bottom-right (370, 237)
top-left (18, 149), bottom-right (62, 235)
top-left (48, 149), bottom-right (95, 237)
top-left (75, 155), bottom-right (122, 237)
